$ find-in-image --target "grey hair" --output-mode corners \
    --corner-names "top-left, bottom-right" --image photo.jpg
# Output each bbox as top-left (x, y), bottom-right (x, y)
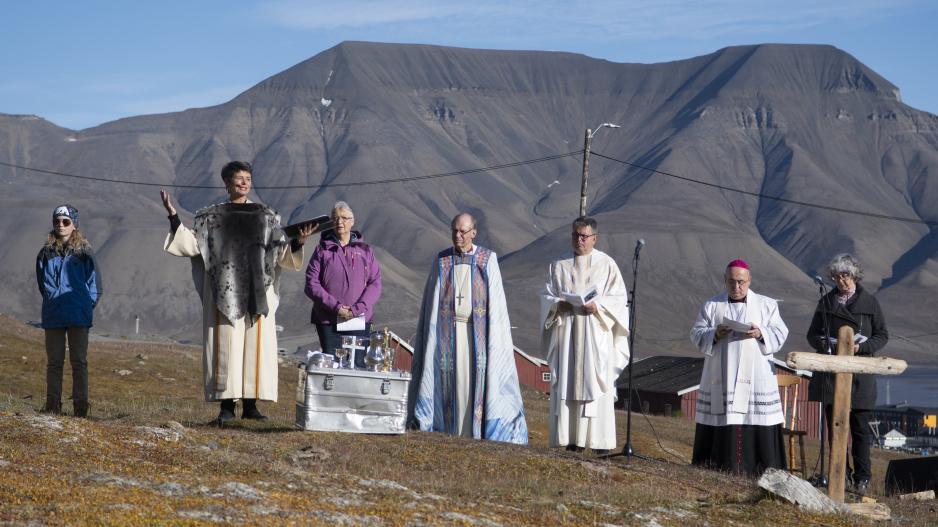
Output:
top-left (332, 201), bottom-right (353, 217)
top-left (828, 253), bottom-right (863, 282)
top-left (572, 216), bottom-right (598, 233)
top-left (451, 212), bottom-right (476, 229)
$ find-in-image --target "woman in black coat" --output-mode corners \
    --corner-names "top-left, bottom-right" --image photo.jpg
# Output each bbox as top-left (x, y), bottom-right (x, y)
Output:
top-left (806, 253), bottom-right (888, 496)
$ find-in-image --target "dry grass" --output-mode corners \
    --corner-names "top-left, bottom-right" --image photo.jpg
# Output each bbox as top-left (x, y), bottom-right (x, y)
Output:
top-left (0, 314), bottom-right (935, 526)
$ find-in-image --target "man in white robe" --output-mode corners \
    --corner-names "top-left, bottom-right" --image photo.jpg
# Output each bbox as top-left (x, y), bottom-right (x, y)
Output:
top-left (408, 213), bottom-right (528, 444)
top-left (160, 161), bottom-right (314, 424)
top-left (541, 217), bottom-right (630, 454)
top-left (689, 259), bottom-right (788, 475)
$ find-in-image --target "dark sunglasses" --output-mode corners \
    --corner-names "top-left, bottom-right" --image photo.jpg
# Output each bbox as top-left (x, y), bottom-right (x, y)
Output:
top-left (53, 218), bottom-right (72, 227)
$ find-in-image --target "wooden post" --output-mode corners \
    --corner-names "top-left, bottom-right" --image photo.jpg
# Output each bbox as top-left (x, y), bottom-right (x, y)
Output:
top-left (579, 128), bottom-right (591, 216)
top-left (786, 333), bottom-right (906, 508)
top-left (828, 325), bottom-right (855, 502)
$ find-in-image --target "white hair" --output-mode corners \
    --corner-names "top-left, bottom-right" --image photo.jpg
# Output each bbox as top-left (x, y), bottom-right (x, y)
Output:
top-left (332, 201), bottom-right (353, 217)
top-left (828, 253), bottom-right (863, 282)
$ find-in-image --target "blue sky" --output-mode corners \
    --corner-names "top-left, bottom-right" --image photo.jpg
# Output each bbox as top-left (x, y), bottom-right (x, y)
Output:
top-left (3, 1), bottom-right (936, 130)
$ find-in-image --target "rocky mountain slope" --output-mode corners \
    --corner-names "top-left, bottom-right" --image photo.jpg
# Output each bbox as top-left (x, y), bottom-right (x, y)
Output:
top-left (2, 41), bottom-right (937, 361)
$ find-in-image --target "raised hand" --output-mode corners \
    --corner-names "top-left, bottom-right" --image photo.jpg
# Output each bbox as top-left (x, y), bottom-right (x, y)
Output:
top-left (295, 222), bottom-right (317, 245)
top-left (160, 189), bottom-right (177, 216)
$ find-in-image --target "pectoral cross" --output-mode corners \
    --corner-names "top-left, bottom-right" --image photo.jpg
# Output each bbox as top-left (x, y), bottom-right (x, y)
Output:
top-left (456, 292), bottom-right (465, 306)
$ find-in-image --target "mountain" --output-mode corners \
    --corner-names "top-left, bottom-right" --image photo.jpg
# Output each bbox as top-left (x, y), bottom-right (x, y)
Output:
top-left (2, 41), bottom-right (937, 362)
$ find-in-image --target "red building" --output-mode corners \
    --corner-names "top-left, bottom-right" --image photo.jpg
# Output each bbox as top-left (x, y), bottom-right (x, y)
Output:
top-left (616, 355), bottom-right (820, 439)
top-left (387, 331), bottom-right (550, 394)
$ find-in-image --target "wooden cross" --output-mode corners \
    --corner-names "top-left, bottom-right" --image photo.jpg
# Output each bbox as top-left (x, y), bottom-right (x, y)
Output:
top-left (786, 326), bottom-right (907, 503)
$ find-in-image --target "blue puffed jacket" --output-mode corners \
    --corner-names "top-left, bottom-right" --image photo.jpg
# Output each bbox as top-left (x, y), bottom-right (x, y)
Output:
top-left (35, 239), bottom-right (101, 329)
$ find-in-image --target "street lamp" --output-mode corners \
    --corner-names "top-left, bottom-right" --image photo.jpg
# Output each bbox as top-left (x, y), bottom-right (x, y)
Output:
top-left (579, 122), bottom-right (621, 216)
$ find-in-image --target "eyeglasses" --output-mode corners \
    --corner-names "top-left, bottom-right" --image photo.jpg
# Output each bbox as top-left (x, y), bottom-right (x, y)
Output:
top-left (572, 232), bottom-right (596, 240)
top-left (53, 218), bottom-right (72, 227)
top-left (832, 272), bottom-right (853, 280)
top-left (725, 278), bottom-right (750, 287)
top-left (334, 215), bottom-right (354, 223)
top-left (452, 227), bottom-right (475, 236)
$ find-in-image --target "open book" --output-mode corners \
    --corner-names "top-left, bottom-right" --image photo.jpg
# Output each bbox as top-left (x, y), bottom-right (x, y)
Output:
top-left (283, 214), bottom-right (332, 238)
top-left (561, 286), bottom-right (598, 307)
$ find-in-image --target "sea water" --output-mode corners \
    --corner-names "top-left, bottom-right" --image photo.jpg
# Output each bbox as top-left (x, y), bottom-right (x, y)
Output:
top-left (877, 363), bottom-right (938, 408)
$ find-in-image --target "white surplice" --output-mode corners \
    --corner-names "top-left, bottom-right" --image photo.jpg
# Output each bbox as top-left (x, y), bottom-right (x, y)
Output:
top-left (541, 249), bottom-right (630, 450)
top-left (689, 291), bottom-right (788, 426)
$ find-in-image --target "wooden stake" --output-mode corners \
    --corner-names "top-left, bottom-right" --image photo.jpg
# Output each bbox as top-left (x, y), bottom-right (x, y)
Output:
top-left (828, 325), bottom-right (855, 503)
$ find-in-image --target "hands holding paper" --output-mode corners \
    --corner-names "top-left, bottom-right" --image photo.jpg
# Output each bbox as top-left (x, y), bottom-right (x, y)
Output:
top-left (556, 300), bottom-right (598, 315)
top-left (716, 317), bottom-right (762, 340)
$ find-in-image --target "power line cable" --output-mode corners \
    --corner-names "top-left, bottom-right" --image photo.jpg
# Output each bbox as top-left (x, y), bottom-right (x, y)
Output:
top-left (0, 151), bottom-right (583, 189)
top-left (590, 151), bottom-right (938, 228)
top-left (6, 147), bottom-right (938, 228)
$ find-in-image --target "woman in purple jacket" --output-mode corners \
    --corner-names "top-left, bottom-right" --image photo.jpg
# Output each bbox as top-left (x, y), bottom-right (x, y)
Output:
top-left (305, 201), bottom-right (382, 366)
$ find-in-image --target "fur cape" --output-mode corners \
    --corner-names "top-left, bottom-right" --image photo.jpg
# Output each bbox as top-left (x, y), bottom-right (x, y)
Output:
top-left (193, 203), bottom-right (287, 323)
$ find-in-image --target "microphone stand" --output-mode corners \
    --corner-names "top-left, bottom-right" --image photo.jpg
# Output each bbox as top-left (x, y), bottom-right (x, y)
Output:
top-left (603, 242), bottom-right (649, 461)
top-left (812, 279), bottom-right (831, 488)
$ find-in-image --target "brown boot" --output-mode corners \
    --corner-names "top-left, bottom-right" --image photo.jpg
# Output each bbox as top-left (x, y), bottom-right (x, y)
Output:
top-left (73, 401), bottom-right (89, 418)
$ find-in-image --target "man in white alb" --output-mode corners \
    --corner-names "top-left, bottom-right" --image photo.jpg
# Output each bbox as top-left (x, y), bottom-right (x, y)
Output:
top-left (689, 259), bottom-right (788, 475)
top-left (541, 216), bottom-right (630, 455)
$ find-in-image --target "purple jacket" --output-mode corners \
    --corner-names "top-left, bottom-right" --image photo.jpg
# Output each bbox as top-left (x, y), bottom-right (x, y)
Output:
top-left (305, 230), bottom-right (382, 324)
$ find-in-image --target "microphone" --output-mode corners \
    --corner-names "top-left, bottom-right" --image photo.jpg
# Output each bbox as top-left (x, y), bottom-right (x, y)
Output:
top-left (814, 275), bottom-right (824, 286)
top-left (633, 238), bottom-right (645, 259)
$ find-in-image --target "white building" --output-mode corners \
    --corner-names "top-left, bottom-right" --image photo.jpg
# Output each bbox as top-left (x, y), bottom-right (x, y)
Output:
top-left (883, 429), bottom-right (907, 449)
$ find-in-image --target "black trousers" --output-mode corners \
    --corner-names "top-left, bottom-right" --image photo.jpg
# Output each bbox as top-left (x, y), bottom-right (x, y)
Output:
top-left (315, 322), bottom-right (372, 368)
top-left (824, 405), bottom-right (873, 482)
top-left (44, 327), bottom-right (89, 408)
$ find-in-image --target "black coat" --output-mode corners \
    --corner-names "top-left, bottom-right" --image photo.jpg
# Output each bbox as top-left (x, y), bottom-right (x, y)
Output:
top-left (806, 284), bottom-right (888, 409)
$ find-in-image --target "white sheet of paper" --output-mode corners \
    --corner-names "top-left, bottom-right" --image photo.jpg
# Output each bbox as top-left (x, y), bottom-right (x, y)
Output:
top-left (336, 315), bottom-right (366, 332)
top-left (721, 316), bottom-right (751, 333)
top-left (828, 333), bottom-right (868, 345)
top-left (561, 286), bottom-right (598, 307)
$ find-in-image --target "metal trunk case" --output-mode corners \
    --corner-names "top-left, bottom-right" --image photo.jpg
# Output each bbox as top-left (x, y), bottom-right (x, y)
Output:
top-left (295, 366), bottom-right (411, 434)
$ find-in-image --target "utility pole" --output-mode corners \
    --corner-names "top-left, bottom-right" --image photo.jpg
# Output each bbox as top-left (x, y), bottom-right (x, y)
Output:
top-left (579, 128), bottom-right (592, 216)
top-left (578, 123), bottom-right (620, 216)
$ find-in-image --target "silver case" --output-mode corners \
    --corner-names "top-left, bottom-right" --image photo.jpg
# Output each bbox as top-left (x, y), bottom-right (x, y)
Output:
top-left (295, 366), bottom-right (411, 434)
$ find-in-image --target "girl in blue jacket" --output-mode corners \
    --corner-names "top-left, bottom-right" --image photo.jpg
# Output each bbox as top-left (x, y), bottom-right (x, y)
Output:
top-left (35, 205), bottom-right (100, 416)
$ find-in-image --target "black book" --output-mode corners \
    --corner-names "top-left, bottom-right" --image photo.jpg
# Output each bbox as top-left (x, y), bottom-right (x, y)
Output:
top-left (283, 215), bottom-right (332, 238)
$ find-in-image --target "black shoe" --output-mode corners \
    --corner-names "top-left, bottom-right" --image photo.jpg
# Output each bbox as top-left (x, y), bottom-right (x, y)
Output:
top-left (241, 399), bottom-right (268, 421)
top-left (855, 479), bottom-right (870, 497)
top-left (217, 400), bottom-right (236, 426)
top-left (565, 444), bottom-right (585, 452)
top-left (41, 401), bottom-right (62, 415)
top-left (593, 449), bottom-right (611, 456)
top-left (73, 401), bottom-right (89, 418)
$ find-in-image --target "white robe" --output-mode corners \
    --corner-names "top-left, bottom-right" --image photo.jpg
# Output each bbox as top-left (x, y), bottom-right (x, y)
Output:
top-left (689, 290), bottom-right (788, 426)
top-left (164, 224), bottom-right (303, 402)
top-left (541, 249), bottom-right (630, 449)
